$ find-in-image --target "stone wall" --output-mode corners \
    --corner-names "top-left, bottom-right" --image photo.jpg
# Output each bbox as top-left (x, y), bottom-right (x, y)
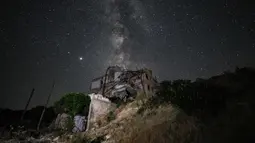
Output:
top-left (86, 94), bottom-right (116, 131)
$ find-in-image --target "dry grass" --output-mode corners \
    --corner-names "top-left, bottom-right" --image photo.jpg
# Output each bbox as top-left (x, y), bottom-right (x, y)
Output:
top-left (123, 117), bottom-right (199, 143)
top-left (110, 105), bottom-right (200, 143)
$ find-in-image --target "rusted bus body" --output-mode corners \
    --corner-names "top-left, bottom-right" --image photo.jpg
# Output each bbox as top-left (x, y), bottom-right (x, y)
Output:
top-left (90, 66), bottom-right (158, 101)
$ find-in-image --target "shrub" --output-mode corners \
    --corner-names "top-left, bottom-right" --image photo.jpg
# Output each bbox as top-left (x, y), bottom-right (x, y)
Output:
top-left (107, 111), bottom-right (116, 122)
top-left (54, 92), bottom-right (91, 117)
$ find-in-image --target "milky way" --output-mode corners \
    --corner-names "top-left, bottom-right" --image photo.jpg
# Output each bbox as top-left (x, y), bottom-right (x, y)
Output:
top-left (105, 0), bottom-right (130, 68)
top-left (104, 0), bottom-right (150, 69)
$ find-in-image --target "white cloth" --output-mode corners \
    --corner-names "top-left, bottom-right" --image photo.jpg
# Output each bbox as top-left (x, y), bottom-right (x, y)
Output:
top-left (72, 115), bottom-right (86, 132)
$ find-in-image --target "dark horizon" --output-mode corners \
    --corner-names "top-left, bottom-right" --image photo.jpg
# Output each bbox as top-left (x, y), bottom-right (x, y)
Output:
top-left (2, 0), bottom-right (255, 109)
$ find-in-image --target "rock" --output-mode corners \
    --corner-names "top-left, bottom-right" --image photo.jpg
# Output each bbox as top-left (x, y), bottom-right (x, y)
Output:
top-left (53, 136), bottom-right (59, 142)
top-left (105, 134), bottom-right (111, 140)
top-left (27, 137), bottom-right (35, 142)
top-left (68, 134), bottom-right (73, 140)
top-left (54, 113), bottom-right (71, 130)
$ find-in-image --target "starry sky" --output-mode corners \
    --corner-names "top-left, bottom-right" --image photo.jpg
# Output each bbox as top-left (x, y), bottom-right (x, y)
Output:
top-left (2, 0), bottom-right (255, 109)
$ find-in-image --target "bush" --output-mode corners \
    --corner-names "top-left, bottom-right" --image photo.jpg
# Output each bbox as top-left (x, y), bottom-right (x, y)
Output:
top-left (107, 111), bottom-right (116, 122)
top-left (147, 79), bottom-right (224, 116)
top-left (54, 92), bottom-right (91, 117)
top-left (151, 67), bottom-right (255, 118)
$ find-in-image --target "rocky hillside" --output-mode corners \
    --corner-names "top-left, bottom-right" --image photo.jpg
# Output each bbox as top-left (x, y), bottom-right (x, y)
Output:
top-left (78, 67), bottom-right (255, 143)
top-left (82, 100), bottom-right (199, 143)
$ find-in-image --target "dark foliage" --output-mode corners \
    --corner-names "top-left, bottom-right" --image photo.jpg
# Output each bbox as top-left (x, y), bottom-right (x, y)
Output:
top-left (146, 67), bottom-right (255, 143)
top-left (106, 111), bottom-right (116, 122)
top-left (151, 67), bottom-right (255, 119)
top-left (0, 106), bottom-right (56, 131)
top-left (54, 92), bottom-right (91, 117)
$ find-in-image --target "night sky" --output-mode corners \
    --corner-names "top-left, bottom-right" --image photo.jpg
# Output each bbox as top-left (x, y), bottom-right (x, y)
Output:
top-left (2, 0), bottom-right (255, 109)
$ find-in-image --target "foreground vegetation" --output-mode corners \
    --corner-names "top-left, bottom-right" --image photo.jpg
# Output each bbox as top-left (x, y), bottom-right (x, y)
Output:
top-left (54, 92), bottom-right (91, 117)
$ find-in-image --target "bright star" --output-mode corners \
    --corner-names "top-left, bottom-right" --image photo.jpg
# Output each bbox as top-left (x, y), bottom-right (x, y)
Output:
top-left (79, 57), bottom-right (83, 61)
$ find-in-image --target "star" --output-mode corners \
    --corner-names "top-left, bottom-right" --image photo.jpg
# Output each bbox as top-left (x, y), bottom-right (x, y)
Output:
top-left (2, 0), bottom-right (255, 111)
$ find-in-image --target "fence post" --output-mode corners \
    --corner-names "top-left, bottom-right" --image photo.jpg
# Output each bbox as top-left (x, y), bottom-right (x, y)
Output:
top-left (37, 81), bottom-right (55, 131)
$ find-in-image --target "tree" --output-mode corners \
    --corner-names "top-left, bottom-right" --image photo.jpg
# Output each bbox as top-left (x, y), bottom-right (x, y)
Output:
top-left (54, 92), bottom-right (91, 117)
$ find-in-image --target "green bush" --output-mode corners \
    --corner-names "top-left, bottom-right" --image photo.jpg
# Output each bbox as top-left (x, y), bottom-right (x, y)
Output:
top-left (54, 92), bottom-right (91, 117)
top-left (107, 111), bottom-right (116, 122)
